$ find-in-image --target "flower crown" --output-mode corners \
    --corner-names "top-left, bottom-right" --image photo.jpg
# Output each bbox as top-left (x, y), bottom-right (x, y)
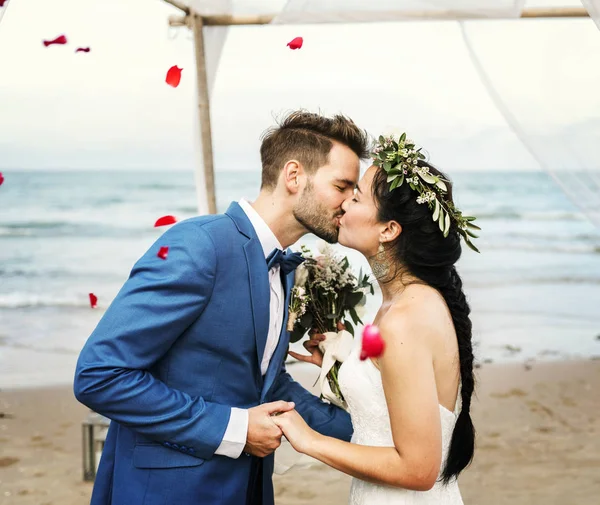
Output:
top-left (372, 133), bottom-right (480, 253)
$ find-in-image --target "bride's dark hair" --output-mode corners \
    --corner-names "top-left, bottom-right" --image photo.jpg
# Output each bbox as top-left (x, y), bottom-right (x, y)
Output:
top-left (371, 161), bottom-right (476, 484)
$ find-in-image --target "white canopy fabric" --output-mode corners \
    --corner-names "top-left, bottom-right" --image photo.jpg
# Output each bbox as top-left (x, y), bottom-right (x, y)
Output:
top-left (0, 0), bottom-right (11, 26)
top-left (582, 0), bottom-right (600, 29)
top-left (459, 19), bottom-right (600, 226)
top-left (186, 0), bottom-right (526, 20)
top-left (174, 0), bottom-right (600, 226)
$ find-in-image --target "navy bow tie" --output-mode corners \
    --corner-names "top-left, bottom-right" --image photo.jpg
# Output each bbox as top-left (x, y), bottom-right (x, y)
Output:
top-left (266, 249), bottom-right (305, 275)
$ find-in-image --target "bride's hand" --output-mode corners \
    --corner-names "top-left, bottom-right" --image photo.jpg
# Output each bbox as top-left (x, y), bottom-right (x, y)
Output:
top-left (271, 409), bottom-right (317, 454)
top-left (287, 333), bottom-right (325, 368)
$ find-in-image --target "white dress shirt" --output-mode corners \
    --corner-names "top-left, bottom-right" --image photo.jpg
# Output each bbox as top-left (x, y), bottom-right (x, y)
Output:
top-left (214, 199), bottom-right (285, 458)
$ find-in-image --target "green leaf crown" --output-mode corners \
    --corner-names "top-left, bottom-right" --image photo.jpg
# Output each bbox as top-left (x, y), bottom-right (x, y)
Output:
top-left (372, 133), bottom-right (480, 253)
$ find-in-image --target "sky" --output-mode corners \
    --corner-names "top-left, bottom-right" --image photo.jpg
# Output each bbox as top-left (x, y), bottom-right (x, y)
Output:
top-left (0, 0), bottom-right (599, 172)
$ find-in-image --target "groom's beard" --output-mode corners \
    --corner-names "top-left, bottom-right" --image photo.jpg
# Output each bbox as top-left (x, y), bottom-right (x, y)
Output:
top-left (293, 184), bottom-right (341, 244)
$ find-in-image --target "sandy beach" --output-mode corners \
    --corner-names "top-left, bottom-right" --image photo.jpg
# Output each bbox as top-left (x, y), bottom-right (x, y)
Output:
top-left (1, 359), bottom-right (599, 505)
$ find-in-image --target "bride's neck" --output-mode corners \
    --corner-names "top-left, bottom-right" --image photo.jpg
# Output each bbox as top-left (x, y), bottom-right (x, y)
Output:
top-left (372, 262), bottom-right (419, 303)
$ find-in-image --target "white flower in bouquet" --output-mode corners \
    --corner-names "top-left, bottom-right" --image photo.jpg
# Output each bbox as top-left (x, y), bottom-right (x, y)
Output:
top-left (294, 263), bottom-right (308, 288)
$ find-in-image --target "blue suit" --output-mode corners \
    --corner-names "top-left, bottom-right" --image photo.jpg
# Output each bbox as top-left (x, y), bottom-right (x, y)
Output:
top-left (74, 202), bottom-right (353, 505)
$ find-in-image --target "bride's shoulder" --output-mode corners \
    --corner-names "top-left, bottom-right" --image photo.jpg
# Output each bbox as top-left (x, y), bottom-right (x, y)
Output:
top-left (381, 285), bottom-right (451, 343)
top-left (396, 284), bottom-right (448, 318)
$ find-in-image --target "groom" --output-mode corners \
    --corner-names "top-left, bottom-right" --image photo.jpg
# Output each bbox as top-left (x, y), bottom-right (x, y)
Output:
top-left (74, 110), bottom-right (370, 505)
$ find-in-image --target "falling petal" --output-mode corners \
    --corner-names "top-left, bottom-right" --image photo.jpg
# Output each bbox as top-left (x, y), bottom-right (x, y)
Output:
top-left (154, 215), bottom-right (177, 227)
top-left (286, 37), bottom-right (303, 50)
top-left (75, 47), bottom-right (90, 53)
top-left (0, 172), bottom-right (4, 187)
top-left (165, 66), bottom-right (183, 88)
top-left (360, 324), bottom-right (385, 360)
top-left (43, 35), bottom-right (67, 47)
top-left (157, 246), bottom-right (169, 260)
top-left (89, 293), bottom-right (98, 309)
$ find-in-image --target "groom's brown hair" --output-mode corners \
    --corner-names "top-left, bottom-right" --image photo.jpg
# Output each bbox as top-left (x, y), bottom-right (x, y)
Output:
top-left (259, 110), bottom-right (370, 190)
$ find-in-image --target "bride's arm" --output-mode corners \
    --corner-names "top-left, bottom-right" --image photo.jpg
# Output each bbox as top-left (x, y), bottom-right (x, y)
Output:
top-left (274, 308), bottom-right (443, 491)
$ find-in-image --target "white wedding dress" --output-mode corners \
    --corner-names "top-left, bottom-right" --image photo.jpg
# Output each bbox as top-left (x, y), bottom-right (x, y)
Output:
top-left (337, 346), bottom-right (464, 505)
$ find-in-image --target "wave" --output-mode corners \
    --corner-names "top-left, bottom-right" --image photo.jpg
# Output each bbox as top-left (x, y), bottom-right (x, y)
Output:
top-left (0, 293), bottom-right (103, 309)
top-left (175, 206), bottom-right (200, 214)
top-left (0, 221), bottom-right (152, 238)
top-left (467, 275), bottom-right (600, 288)
top-left (476, 210), bottom-right (586, 221)
top-left (0, 337), bottom-right (79, 355)
top-left (483, 241), bottom-right (600, 255)
top-left (138, 183), bottom-right (185, 190)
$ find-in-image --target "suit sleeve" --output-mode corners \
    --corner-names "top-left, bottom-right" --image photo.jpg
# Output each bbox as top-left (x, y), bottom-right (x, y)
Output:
top-left (73, 222), bottom-right (230, 460)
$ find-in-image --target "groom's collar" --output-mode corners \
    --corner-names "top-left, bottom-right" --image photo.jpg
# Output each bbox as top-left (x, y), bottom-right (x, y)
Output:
top-left (238, 199), bottom-right (283, 260)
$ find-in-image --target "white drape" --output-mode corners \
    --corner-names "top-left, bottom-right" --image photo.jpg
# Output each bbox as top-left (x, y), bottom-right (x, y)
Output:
top-left (581, 0), bottom-right (600, 30)
top-left (459, 19), bottom-right (600, 226)
top-left (186, 0), bottom-right (525, 21)
top-left (0, 0), bottom-right (11, 26)
top-left (274, 0), bottom-right (526, 24)
top-left (180, 0), bottom-right (600, 225)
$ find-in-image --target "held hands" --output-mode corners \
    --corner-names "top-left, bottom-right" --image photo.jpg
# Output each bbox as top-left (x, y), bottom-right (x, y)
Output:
top-left (244, 401), bottom-right (295, 458)
top-left (271, 409), bottom-right (318, 455)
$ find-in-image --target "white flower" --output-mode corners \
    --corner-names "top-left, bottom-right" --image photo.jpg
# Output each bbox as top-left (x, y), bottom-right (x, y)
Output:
top-left (413, 159), bottom-right (418, 165)
top-left (294, 264), bottom-right (308, 287)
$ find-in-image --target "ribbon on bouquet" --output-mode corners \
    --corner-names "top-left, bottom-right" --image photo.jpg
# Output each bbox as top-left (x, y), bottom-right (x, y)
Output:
top-left (316, 329), bottom-right (354, 410)
top-left (273, 329), bottom-right (355, 475)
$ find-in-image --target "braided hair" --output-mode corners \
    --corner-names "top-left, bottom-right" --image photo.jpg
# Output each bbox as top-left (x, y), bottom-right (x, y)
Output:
top-left (371, 161), bottom-right (475, 483)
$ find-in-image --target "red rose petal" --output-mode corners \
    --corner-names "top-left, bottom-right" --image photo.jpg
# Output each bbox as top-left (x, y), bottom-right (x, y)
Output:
top-left (287, 37), bottom-right (303, 50)
top-left (75, 47), bottom-right (91, 53)
top-left (43, 35), bottom-right (68, 47)
top-left (360, 324), bottom-right (385, 361)
top-left (89, 293), bottom-right (98, 309)
top-left (157, 246), bottom-right (169, 260)
top-left (165, 66), bottom-right (183, 88)
top-left (154, 215), bottom-right (177, 227)
top-left (0, 1), bottom-right (8, 7)
top-left (0, 172), bottom-right (4, 187)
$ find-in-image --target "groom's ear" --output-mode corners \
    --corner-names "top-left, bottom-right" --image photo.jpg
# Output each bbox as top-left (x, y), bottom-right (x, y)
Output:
top-left (381, 220), bottom-right (402, 243)
top-left (282, 160), bottom-right (302, 194)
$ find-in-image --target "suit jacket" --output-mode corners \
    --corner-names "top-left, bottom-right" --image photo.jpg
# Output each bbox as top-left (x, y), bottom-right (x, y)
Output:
top-left (74, 201), bottom-right (353, 505)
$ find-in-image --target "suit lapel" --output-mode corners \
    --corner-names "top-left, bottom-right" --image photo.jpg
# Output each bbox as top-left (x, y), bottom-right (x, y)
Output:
top-left (261, 269), bottom-right (293, 401)
top-left (226, 203), bottom-right (270, 384)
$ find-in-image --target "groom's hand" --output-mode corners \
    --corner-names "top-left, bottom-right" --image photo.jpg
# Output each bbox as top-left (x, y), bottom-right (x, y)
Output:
top-left (244, 401), bottom-right (295, 458)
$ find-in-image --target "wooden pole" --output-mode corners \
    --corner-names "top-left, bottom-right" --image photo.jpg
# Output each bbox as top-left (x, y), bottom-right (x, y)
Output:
top-left (199, 7), bottom-right (590, 26)
top-left (190, 12), bottom-right (217, 215)
top-left (520, 7), bottom-right (590, 19)
top-left (162, 1), bottom-right (216, 215)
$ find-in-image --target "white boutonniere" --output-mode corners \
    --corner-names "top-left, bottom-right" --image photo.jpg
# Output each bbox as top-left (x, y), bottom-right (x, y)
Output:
top-left (287, 264), bottom-right (309, 332)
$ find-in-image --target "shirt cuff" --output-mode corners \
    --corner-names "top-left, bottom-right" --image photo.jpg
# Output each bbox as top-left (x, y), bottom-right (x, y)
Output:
top-left (214, 407), bottom-right (249, 459)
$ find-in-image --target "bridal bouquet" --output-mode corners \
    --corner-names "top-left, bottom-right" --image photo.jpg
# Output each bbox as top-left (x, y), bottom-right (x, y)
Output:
top-left (287, 244), bottom-right (373, 408)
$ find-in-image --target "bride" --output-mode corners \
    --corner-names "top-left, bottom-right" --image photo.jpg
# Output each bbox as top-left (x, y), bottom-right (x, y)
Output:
top-left (275, 135), bottom-right (477, 504)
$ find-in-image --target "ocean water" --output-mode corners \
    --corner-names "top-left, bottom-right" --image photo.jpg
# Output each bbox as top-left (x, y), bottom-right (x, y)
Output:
top-left (1, 169), bottom-right (599, 388)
